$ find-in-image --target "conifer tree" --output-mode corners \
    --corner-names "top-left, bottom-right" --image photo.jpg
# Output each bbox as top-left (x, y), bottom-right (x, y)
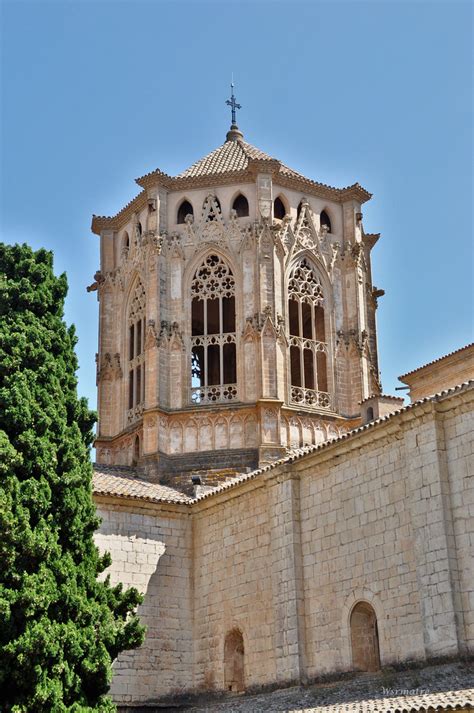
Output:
top-left (0, 243), bottom-right (145, 712)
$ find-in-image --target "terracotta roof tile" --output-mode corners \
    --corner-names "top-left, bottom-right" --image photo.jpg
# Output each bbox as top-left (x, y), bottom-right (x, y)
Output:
top-left (177, 140), bottom-right (274, 178)
top-left (194, 380), bottom-right (474, 502)
top-left (93, 465), bottom-right (191, 505)
top-left (399, 343), bottom-right (474, 381)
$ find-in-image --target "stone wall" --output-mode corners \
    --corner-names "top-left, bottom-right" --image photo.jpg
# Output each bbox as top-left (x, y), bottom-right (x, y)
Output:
top-left (94, 383), bottom-right (473, 705)
top-left (94, 499), bottom-right (192, 703)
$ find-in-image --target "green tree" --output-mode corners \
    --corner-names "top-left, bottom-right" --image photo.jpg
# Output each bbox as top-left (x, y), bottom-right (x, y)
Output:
top-left (0, 244), bottom-right (145, 712)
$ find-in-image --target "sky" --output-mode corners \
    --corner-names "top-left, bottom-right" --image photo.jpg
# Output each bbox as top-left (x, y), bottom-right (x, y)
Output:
top-left (1, 0), bottom-right (472, 418)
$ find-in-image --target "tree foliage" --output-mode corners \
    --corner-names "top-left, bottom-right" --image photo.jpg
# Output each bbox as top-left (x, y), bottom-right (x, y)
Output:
top-left (0, 244), bottom-right (145, 712)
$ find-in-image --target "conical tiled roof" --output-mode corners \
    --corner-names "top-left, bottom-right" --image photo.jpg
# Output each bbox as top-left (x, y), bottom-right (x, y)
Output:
top-left (177, 139), bottom-right (277, 178)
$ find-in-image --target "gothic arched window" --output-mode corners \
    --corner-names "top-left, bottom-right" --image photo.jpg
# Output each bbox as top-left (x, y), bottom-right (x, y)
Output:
top-left (191, 255), bottom-right (237, 404)
top-left (177, 199), bottom-right (193, 224)
top-left (288, 258), bottom-right (329, 409)
top-left (320, 210), bottom-right (331, 233)
top-left (232, 193), bottom-right (249, 217)
top-left (273, 196), bottom-right (286, 220)
top-left (127, 280), bottom-right (146, 422)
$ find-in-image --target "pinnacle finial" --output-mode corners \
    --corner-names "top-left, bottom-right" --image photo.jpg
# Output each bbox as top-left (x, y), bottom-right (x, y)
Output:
top-left (225, 82), bottom-right (243, 141)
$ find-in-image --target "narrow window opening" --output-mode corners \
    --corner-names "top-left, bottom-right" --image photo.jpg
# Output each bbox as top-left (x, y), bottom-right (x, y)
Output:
top-left (320, 210), bottom-right (331, 232)
top-left (304, 348), bottom-right (315, 389)
top-left (191, 346), bottom-right (204, 386)
top-left (366, 406), bottom-right (374, 422)
top-left (128, 371), bottom-right (134, 410)
top-left (192, 299), bottom-right (204, 336)
top-left (289, 299), bottom-right (299, 337)
top-left (135, 366), bottom-right (141, 406)
top-left (207, 344), bottom-right (220, 385)
top-left (223, 342), bottom-right (236, 384)
top-left (177, 200), bottom-right (193, 224)
top-left (232, 194), bottom-right (249, 217)
top-left (127, 281), bottom-right (146, 417)
top-left (297, 201), bottom-right (304, 219)
top-left (137, 222), bottom-right (142, 235)
top-left (274, 196), bottom-right (286, 220)
top-left (302, 302), bottom-right (313, 339)
top-left (129, 324), bottom-right (135, 361)
top-left (207, 299), bottom-right (220, 335)
top-left (223, 296), bottom-right (235, 332)
top-left (290, 345), bottom-right (301, 387)
top-left (317, 351), bottom-right (328, 392)
top-left (315, 305), bottom-right (326, 342)
top-left (136, 320), bottom-right (142, 356)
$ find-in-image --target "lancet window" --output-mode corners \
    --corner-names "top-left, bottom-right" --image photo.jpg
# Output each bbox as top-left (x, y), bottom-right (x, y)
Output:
top-left (320, 210), bottom-right (331, 233)
top-left (177, 199), bottom-right (193, 224)
top-left (288, 258), bottom-right (330, 409)
top-left (274, 196), bottom-right (286, 220)
top-left (190, 254), bottom-right (237, 404)
top-left (127, 280), bottom-right (146, 422)
top-left (232, 193), bottom-right (249, 217)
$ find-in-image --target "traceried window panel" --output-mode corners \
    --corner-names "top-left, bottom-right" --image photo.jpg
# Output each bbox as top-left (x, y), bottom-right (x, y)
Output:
top-left (288, 258), bottom-right (330, 410)
top-left (127, 280), bottom-right (146, 424)
top-left (191, 254), bottom-right (237, 405)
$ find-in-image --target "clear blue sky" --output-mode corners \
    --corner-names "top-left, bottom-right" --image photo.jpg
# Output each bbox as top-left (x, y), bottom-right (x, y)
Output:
top-left (1, 0), bottom-right (472, 415)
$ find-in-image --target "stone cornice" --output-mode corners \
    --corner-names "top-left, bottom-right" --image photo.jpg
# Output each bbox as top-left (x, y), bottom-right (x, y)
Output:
top-left (91, 166), bottom-right (372, 236)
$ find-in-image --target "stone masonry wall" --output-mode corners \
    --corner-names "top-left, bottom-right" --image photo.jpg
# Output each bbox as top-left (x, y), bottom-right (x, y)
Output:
top-left (94, 385), bottom-right (473, 705)
top-left (94, 499), bottom-right (193, 704)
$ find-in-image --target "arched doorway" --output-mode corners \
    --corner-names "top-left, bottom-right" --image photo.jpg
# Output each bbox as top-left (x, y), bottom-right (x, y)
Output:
top-left (224, 629), bottom-right (244, 692)
top-left (350, 602), bottom-right (380, 672)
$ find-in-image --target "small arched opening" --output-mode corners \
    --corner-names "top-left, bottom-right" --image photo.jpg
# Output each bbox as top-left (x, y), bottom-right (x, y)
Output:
top-left (297, 200), bottom-right (304, 220)
top-left (177, 199), bottom-right (193, 224)
top-left (122, 231), bottom-right (130, 252)
top-left (366, 407), bottom-right (374, 422)
top-left (273, 196), bottom-right (286, 220)
top-left (320, 210), bottom-right (332, 233)
top-left (224, 629), bottom-right (244, 692)
top-left (232, 194), bottom-right (249, 218)
top-left (350, 602), bottom-right (380, 672)
top-left (137, 221), bottom-right (143, 236)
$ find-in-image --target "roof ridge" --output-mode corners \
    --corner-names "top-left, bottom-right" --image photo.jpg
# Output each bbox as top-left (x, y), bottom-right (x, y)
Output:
top-left (399, 343), bottom-right (474, 381)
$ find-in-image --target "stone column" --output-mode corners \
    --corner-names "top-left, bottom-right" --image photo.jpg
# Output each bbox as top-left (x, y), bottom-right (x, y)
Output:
top-left (266, 469), bottom-right (307, 684)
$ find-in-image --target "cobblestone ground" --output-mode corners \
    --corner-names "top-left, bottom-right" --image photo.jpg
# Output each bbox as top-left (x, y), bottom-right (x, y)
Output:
top-left (179, 662), bottom-right (473, 712)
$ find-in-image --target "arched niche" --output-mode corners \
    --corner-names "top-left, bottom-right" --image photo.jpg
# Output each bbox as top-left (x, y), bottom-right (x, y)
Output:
top-left (350, 601), bottom-right (381, 672)
top-left (224, 629), bottom-right (245, 692)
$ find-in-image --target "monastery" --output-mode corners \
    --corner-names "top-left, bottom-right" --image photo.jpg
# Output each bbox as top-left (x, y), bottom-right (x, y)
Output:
top-left (88, 92), bottom-right (474, 710)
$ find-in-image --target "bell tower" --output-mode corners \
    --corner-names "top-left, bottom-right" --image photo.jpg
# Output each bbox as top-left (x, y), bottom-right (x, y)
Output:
top-left (90, 102), bottom-right (382, 480)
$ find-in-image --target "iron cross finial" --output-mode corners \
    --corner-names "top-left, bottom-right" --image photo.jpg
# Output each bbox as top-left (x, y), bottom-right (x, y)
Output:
top-left (226, 82), bottom-right (241, 126)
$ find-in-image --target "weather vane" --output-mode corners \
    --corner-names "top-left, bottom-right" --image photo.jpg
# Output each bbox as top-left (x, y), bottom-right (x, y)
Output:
top-left (226, 82), bottom-right (241, 126)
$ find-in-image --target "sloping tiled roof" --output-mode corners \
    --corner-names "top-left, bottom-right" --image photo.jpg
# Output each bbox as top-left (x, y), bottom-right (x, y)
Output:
top-left (399, 343), bottom-right (474, 381)
top-left (177, 140), bottom-right (275, 178)
top-left (193, 380), bottom-right (474, 502)
top-left (93, 465), bottom-right (191, 505)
